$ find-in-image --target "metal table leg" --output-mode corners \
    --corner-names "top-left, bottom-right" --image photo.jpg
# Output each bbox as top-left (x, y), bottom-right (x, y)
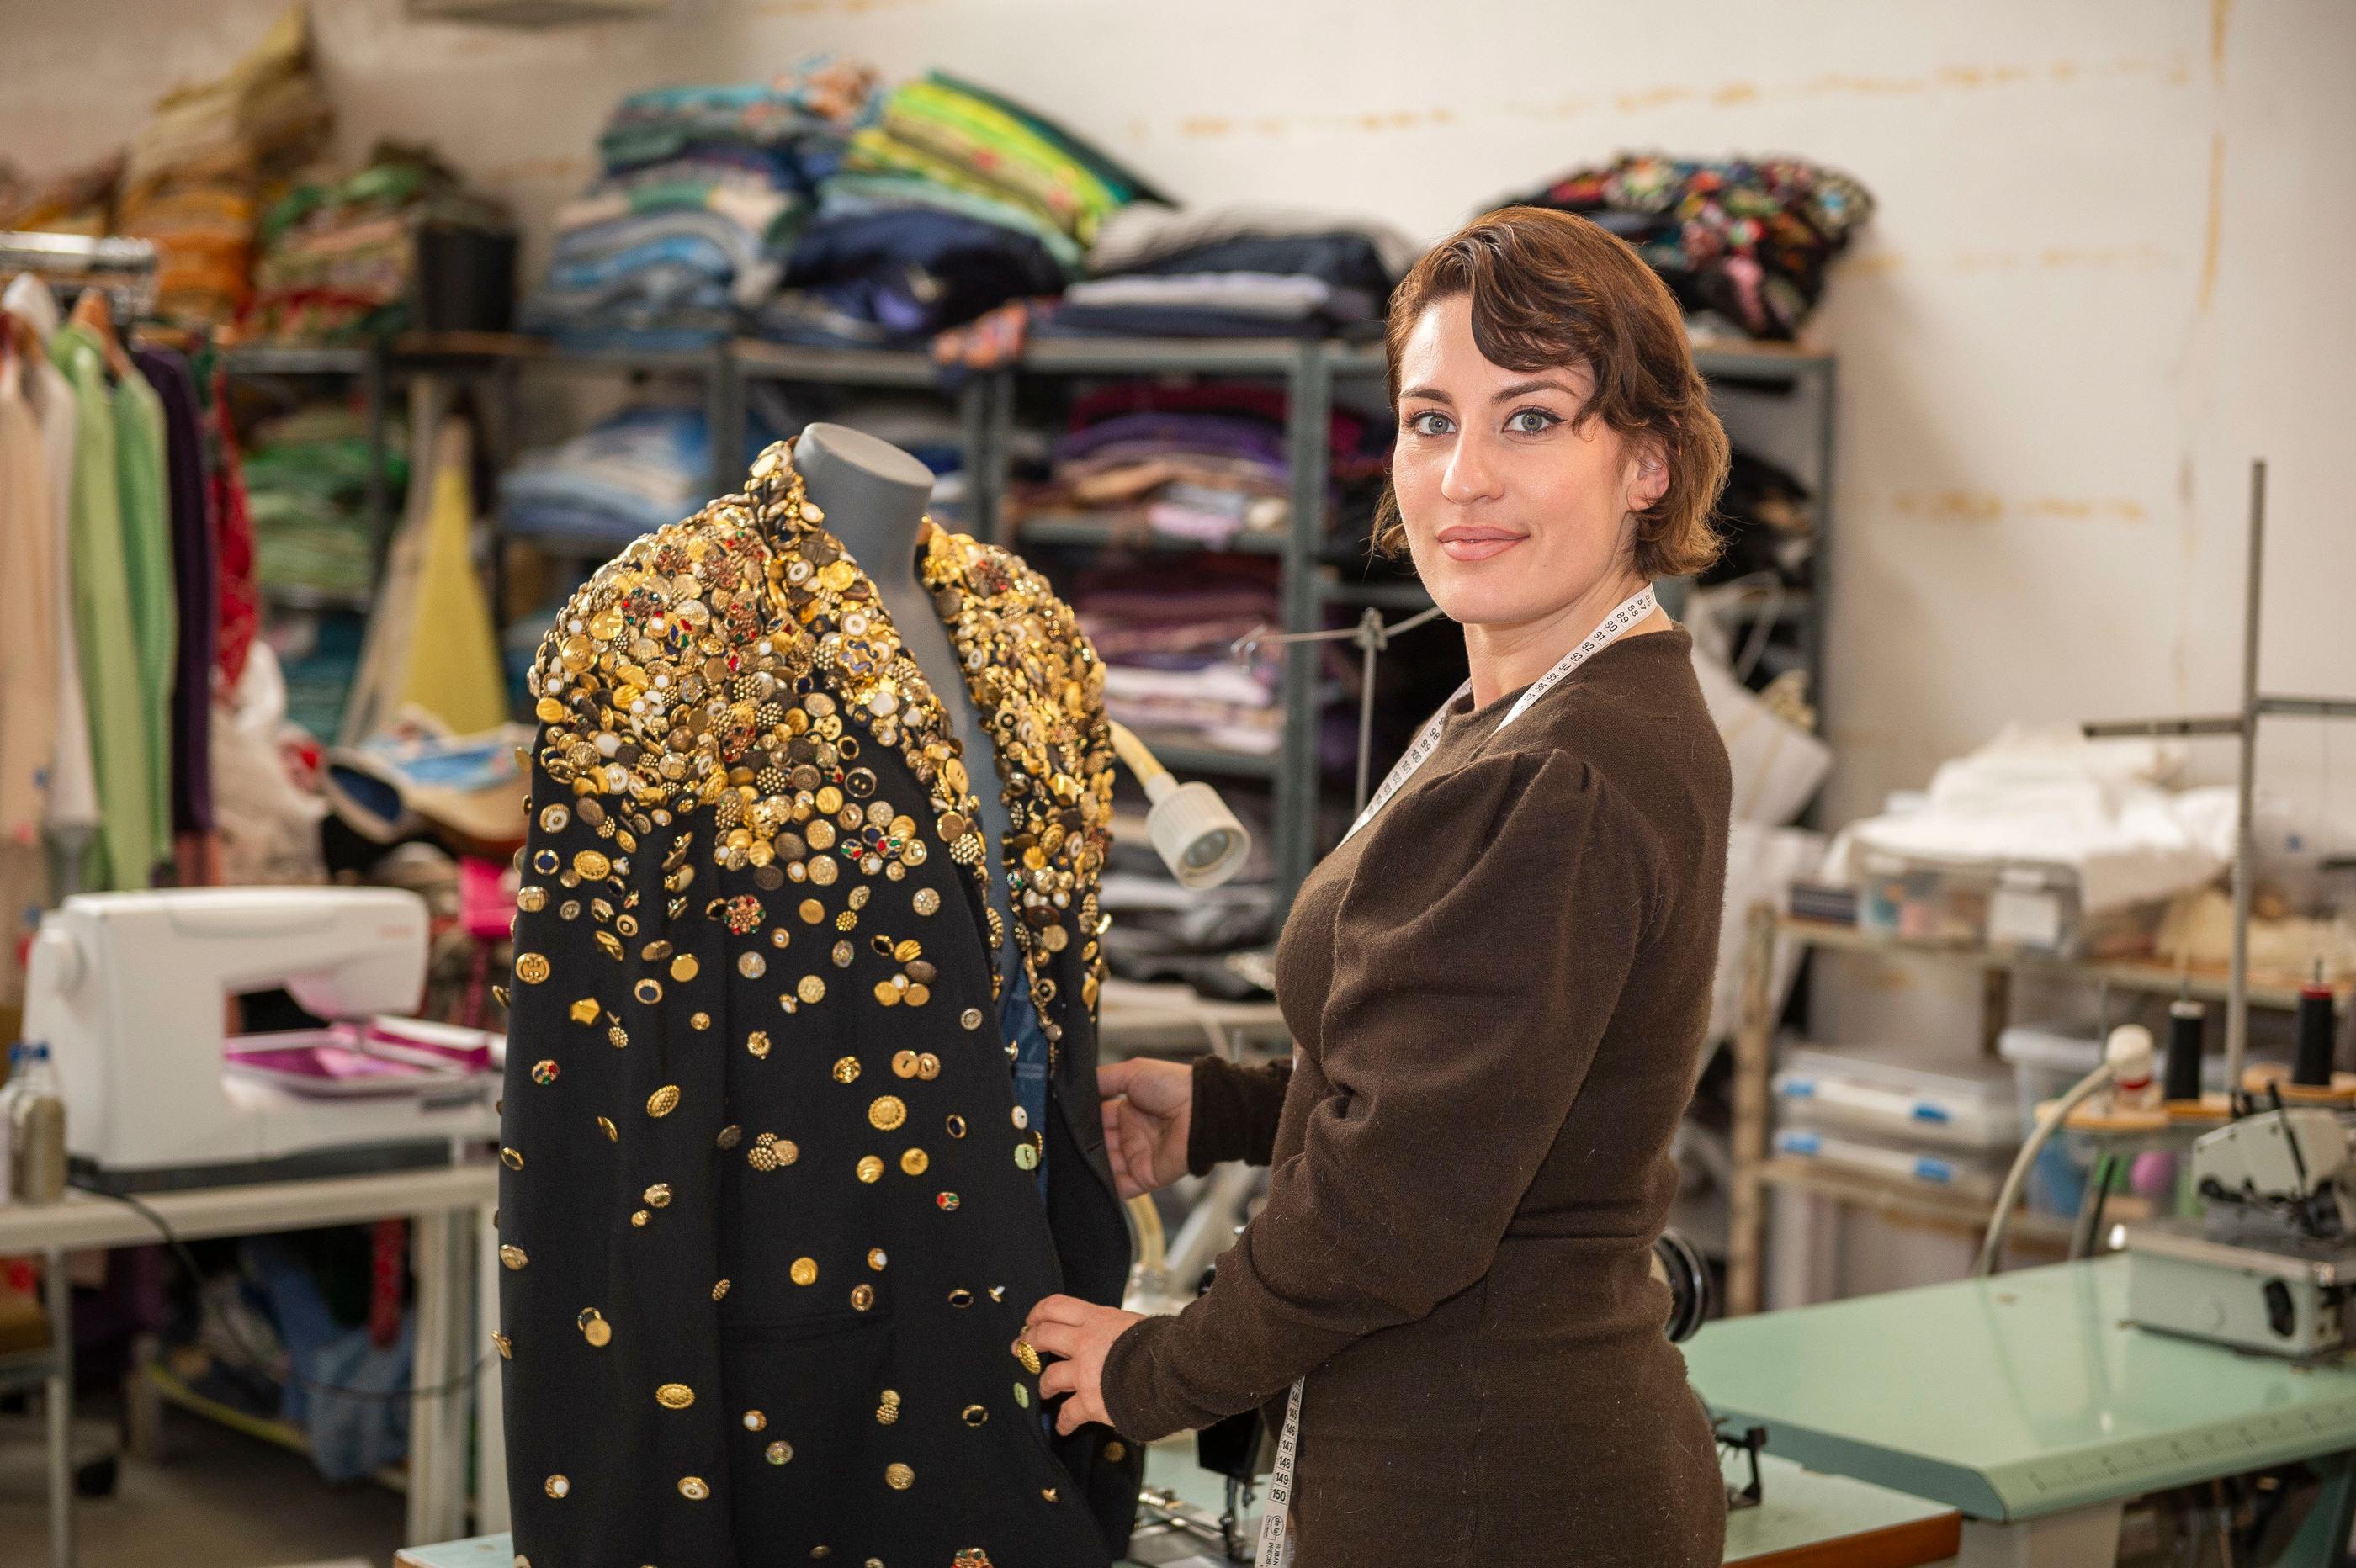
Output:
top-left (45, 1244), bottom-right (73, 1568)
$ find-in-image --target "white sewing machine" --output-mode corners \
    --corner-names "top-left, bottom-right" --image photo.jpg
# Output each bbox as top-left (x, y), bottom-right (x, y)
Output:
top-left (24, 887), bottom-right (501, 1191)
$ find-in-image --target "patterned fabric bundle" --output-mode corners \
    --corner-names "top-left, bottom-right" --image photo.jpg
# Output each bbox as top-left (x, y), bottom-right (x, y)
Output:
top-left (523, 58), bottom-right (879, 350)
top-left (246, 146), bottom-right (510, 343)
top-left (1504, 152), bottom-right (1874, 340)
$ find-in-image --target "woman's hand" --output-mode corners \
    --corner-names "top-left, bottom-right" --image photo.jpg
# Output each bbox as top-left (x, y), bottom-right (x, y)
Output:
top-left (1022, 1294), bottom-right (1144, 1436)
top-left (1097, 1057), bottom-right (1194, 1198)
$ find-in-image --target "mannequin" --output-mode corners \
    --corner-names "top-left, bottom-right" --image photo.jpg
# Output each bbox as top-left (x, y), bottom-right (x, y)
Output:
top-left (796, 422), bottom-right (1020, 980)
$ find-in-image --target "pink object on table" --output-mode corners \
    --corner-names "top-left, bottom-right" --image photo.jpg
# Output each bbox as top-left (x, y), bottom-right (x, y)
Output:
top-left (459, 855), bottom-right (513, 941)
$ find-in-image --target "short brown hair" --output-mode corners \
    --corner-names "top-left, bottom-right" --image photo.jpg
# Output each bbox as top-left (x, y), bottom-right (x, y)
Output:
top-left (1372, 206), bottom-right (1729, 580)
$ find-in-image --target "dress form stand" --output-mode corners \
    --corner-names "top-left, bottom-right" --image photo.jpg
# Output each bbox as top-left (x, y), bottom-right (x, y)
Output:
top-left (794, 423), bottom-right (1020, 979)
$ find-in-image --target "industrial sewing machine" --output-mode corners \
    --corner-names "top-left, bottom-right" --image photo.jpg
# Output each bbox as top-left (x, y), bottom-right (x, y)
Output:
top-left (22, 887), bottom-right (501, 1191)
top-left (2124, 1103), bottom-right (2356, 1358)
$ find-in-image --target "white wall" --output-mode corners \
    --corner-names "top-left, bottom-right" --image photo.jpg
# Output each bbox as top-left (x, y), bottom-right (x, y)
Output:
top-left (6, 0), bottom-right (2350, 877)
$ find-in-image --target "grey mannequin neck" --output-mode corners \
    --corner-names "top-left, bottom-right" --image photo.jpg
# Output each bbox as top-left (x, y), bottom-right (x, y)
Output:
top-left (795, 422), bottom-right (1020, 977)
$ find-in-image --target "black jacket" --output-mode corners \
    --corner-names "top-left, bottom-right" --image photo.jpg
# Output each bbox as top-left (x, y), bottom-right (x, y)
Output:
top-left (496, 442), bottom-right (1142, 1566)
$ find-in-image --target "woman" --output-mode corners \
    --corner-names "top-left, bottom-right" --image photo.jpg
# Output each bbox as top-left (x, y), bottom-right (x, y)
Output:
top-left (1024, 206), bottom-right (1736, 1565)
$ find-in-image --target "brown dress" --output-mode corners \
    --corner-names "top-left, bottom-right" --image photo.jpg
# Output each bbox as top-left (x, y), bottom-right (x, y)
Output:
top-left (1099, 624), bottom-right (1731, 1566)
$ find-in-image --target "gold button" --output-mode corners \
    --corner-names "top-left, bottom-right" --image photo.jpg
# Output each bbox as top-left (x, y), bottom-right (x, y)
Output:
top-left (577, 1308), bottom-right (611, 1347)
top-left (891, 1050), bottom-right (919, 1078)
top-left (962, 1404), bottom-right (988, 1426)
top-left (746, 1030), bottom-right (771, 1058)
top-left (671, 954), bottom-right (699, 982)
top-left (1012, 1339), bottom-right (1042, 1374)
top-left (798, 975), bottom-right (826, 1004)
top-left (766, 1440), bottom-right (793, 1465)
top-left (946, 1115), bottom-right (967, 1138)
top-left (643, 1183), bottom-right (671, 1207)
top-left (544, 1474), bottom-right (570, 1499)
top-left (856, 1155), bottom-right (884, 1183)
top-left (1104, 1440), bottom-right (1127, 1462)
top-left (1042, 1486), bottom-right (1058, 1502)
top-left (597, 1115), bottom-right (618, 1142)
top-left (743, 1408), bottom-right (767, 1430)
top-left (884, 1463), bottom-right (914, 1491)
top-left (960, 1008), bottom-right (983, 1030)
top-left (790, 1256), bottom-right (819, 1285)
top-left (713, 1279), bottom-right (730, 1301)
top-left (647, 1084), bottom-right (680, 1117)
top-left (630, 1210), bottom-right (650, 1227)
top-left (832, 1056), bottom-right (862, 1084)
top-left (868, 1096), bottom-right (906, 1131)
top-left (867, 1248), bottom-right (888, 1270)
top-left (678, 1475), bottom-right (709, 1501)
top-left (633, 977), bottom-right (663, 1005)
top-left (899, 1148), bottom-right (928, 1176)
top-left (491, 1331), bottom-right (512, 1359)
top-left (947, 1288), bottom-right (973, 1308)
top-left (573, 850), bottom-right (611, 881)
top-left (915, 1053), bottom-right (941, 1080)
top-left (656, 1383), bottom-right (695, 1409)
top-left (568, 998), bottom-right (598, 1024)
top-left (500, 1147), bottom-right (524, 1171)
top-left (850, 1284), bottom-right (874, 1311)
top-left (799, 898), bottom-right (825, 924)
top-left (515, 954), bottom-right (550, 984)
top-left (500, 1244), bottom-right (528, 1270)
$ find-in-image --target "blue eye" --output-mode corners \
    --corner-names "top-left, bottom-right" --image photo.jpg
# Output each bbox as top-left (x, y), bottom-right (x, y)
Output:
top-left (1404, 410), bottom-right (1453, 437)
top-left (1506, 408), bottom-right (1560, 436)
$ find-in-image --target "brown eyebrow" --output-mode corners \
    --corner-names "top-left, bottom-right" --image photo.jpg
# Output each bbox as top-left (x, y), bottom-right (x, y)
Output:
top-left (1396, 378), bottom-right (1586, 407)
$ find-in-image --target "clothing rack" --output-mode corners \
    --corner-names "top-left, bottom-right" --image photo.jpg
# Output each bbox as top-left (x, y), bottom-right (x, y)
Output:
top-left (0, 230), bottom-right (160, 322)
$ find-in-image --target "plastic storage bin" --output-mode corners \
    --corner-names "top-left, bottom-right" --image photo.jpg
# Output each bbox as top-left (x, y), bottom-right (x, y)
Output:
top-left (1770, 1126), bottom-right (2007, 1200)
top-left (1772, 1043), bottom-right (2020, 1153)
top-left (1854, 848), bottom-right (2161, 959)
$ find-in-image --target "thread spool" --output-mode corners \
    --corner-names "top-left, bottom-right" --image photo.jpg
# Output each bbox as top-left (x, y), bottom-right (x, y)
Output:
top-left (2164, 998), bottom-right (2205, 1103)
top-left (2293, 970), bottom-right (2339, 1088)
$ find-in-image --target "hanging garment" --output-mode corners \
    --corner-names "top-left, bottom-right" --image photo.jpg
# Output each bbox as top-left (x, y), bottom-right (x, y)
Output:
top-left (342, 400), bottom-right (504, 744)
top-left (113, 358), bottom-right (178, 871)
top-left (496, 440), bottom-right (1141, 1567)
top-left (0, 350), bottom-right (58, 1009)
top-left (50, 323), bottom-right (157, 890)
top-left (133, 347), bottom-right (219, 842)
top-left (1, 275), bottom-right (96, 852)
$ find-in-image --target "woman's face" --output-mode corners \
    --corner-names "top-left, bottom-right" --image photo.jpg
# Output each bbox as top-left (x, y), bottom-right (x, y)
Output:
top-left (1390, 294), bottom-right (1665, 629)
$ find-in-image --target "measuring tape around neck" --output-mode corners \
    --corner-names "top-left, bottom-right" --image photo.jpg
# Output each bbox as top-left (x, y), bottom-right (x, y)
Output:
top-left (1254, 580), bottom-right (1657, 1565)
top-left (1340, 582), bottom-right (1658, 846)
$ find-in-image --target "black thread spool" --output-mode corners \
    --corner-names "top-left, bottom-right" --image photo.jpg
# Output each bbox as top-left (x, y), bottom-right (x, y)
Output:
top-left (2293, 967), bottom-right (2339, 1088)
top-left (2164, 997), bottom-right (2205, 1104)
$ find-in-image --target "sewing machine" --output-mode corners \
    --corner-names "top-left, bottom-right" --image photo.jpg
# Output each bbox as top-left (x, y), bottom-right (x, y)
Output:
top-left (2123, 1104), bottom-right (2356, 1358)
top-left (23, 888), bottom-right (501, 1191)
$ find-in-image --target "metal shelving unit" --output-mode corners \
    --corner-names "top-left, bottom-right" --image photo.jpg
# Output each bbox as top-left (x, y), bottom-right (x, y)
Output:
top-left (300, 330), bottom-right (1836, 924)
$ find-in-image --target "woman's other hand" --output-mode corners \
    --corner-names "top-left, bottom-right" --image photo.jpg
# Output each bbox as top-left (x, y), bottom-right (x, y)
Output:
top-left (1023, 1294), bottom-right (1144, 1436)
top-left (1098, 1057), bottom-right (1193, 1198)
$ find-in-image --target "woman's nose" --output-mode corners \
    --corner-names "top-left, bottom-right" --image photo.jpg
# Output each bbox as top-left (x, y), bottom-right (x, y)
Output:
top-left (1439, 434), bottom-right (1504, 506)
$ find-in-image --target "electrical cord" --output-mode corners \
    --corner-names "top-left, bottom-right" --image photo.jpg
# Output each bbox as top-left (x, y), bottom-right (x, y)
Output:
top-left (66, 1179), bottom-right (496, 1403)
top-left (1973, 1058), bottom-right (2117, 1277)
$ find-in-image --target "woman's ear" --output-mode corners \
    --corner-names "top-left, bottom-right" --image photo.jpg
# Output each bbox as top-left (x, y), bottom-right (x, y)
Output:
top-left (1628, 437), bottom-right (1671, 513)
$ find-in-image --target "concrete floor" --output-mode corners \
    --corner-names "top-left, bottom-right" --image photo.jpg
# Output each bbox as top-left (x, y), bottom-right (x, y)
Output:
top-left (0, 1399), bottom-right (406, 1568)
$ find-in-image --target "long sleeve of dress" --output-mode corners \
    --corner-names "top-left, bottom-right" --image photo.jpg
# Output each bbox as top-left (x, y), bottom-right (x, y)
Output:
top-left (1185, 1054), bottom-right (1292, 1174)
top-left (497, 762), bottom-right (740, 1568)
top-left (1098, 748), bottom-right (1665, 1441)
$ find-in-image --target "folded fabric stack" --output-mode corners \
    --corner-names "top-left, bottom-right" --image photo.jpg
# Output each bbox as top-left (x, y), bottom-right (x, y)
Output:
top-left (1012, 381), bottom-right (1381, 548)
top-left (1501, 152), bottom-right (1874, 341)
top-left (1043, 204), bottom-right (1421, 339)
top-left (1073, 558), bottom-right (1285, 759)
top-left (523, 58), bottom-right (879, 349)
top-left (241, 405), bottom-right (410, 605)
top-left (246, 145), bottom-right (511, 343)
top-left (760, 72), bottom-right (1158, 347)
top-left (499, 402), bottom-right (777, 552)
top-left (116, 3), bottom-right (332, 332)
top-left (0, 155), bottom-right (122, 238)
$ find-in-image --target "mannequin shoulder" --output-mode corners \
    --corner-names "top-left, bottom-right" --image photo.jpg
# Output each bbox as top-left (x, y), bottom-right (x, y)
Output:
top-left (920, 528), bottom-right (1107, 714)
top-left (525, 496), bottom-right (806, 809)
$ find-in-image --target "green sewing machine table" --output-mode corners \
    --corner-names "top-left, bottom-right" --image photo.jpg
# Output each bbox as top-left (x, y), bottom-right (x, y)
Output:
top-left (1685, 1254), bottom-right (2356, 1567)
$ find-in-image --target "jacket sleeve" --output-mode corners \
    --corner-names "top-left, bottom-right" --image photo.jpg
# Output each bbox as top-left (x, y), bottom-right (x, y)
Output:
top-left (1186, 1054), bottom-right (1292, 1174)
top-left (498, 724), bottom-right (739, 1559)
top-left (1098, 749), bottom-right (1663, 1441)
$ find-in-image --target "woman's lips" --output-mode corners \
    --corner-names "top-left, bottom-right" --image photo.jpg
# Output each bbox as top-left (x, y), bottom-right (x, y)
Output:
top-left (1437, 532), bottom-right (1523, 563)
